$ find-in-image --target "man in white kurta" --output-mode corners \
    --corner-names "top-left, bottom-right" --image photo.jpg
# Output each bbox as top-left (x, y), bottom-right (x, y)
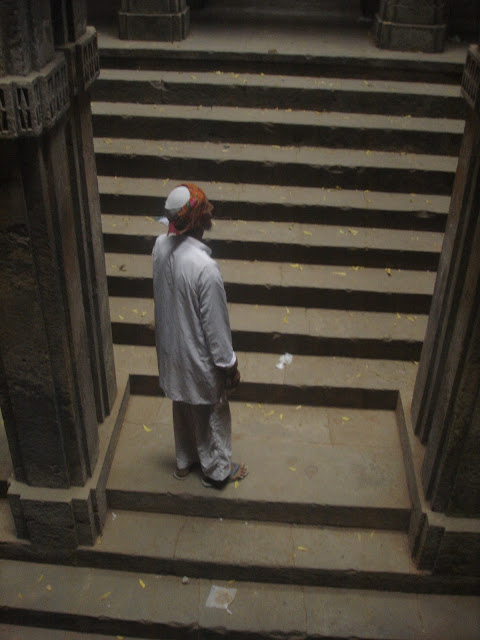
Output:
top-left (153, 184), bottom-right (247, 487)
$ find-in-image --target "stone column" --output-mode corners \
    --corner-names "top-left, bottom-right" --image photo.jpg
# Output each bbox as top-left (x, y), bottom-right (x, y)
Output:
top-left (374, 0), bottom-right (448, 53)
top-left (408, 42), bottom-right (480, 573)
top-left (118, 0), bottom-right (190, 41)
top-left (0, 0), bottom-right (122, 547)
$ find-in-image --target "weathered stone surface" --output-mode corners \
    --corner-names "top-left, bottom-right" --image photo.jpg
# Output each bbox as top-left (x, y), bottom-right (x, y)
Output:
top-left (374, 17), bottom-right (447, 53)
top-left (377, 0), bottom-right (447, 25)
top-left (0, 0), bottom-right (55, 77)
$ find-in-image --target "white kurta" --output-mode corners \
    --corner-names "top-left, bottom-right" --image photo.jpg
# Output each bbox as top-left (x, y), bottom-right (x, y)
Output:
top-left (153, 233), bottom-right (236, 480)
top-left (152, 233), bottom-right (235, 404)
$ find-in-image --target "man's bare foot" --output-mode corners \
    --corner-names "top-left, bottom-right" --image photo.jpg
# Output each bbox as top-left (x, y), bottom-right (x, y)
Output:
top-left (202, 462), bottom-right (248, 488)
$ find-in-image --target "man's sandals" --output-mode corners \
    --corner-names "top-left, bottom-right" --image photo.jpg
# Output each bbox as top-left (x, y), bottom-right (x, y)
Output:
top-left (202, 462), bottom-right (248, 488)
top-left (173, 462), bottom-right (248, 488)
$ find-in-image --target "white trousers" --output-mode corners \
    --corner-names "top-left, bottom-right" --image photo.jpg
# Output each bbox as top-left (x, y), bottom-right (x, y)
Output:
top-left (172, 399), bottom-right (232, 481)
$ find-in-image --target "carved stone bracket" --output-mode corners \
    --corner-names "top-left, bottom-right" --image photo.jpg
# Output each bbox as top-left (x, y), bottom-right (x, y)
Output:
top-left (462, 45), bottom-right (480, 118)
top-left (59, 26), bottom-right (100, 98)
top-left (0, 53), bottom-right (69, 139)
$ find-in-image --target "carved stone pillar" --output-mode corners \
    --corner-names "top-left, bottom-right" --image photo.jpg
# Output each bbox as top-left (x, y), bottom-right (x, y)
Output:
top-left (119, 0), bottom-right (190, 41)
top-left (0, 0), bottom-right (121, 547)
top-left (408, 44), bottom-right (480, 573)
top-left (374, 0), bottom-right (448, 53)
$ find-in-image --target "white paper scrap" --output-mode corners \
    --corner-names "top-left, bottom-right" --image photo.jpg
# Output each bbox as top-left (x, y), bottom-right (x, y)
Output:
top-left (275, 352), bottom-right (293, 370)
top-left (205, 585), bottom-right (237, 615)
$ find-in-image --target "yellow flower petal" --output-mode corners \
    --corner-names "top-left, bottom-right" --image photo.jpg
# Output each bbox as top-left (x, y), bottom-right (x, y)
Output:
top-left (99, 591), bottom-right (111, 601)
top-left (143, 424), bottom-right (152, 432)
top-left (139, 578), bottom-right (146, 589)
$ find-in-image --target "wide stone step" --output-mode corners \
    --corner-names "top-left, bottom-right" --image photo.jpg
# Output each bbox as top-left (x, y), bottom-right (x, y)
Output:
top-left (97, 36), bottom-right (464, 85)
top-left (113, 344), bottom-right (417, 406)
top-left (1, 559), bottom-right (479, 639)
top-left (92, 102), bottom-right (463, 156)
top-left (105, 253), bottom-right (436, 314)
top-left (102, 214), bottom-right (443, 271)
top-left (106, 393), bottom-right (411, 529)
top-left (99, 177), bottom-right (450, 232)
top-left (94, 137), bottom-right (457, 195)
top-left (109, 298), bottom-right (427, 361)
top-left (92, 69), bottom-right (465, 118)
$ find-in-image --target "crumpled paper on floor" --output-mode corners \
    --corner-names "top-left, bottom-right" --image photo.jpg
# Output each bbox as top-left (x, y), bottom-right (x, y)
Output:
top-left (276, 353), bottom-right (293, 370)
top-left (205, 585), bottom-right (237, 615)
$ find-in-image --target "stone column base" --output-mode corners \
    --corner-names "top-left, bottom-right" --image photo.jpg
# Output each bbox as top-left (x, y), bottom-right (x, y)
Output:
top-left (7, 375), bottom-right (130, 548)
top-left (374, 16), bottom-right (447, 53)
top-left (119, 0), bottom-right (190, 41)
top-left (396, 396), bottom-right (480, 576)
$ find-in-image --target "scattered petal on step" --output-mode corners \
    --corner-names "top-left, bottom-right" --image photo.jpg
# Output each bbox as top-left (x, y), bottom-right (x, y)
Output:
top-left (357, 533), bottom-right (362, 541)
top-left (18, 593), bottom-right (22, 599)
top-left (348, 229), bottom-right (359, 236)
top-left (385, 268), bottom-right (392, 276)
top-left (104, 138), bottom-right (113, 144)
top-left (145, 216), bottom-right (155, 222)
top-left (279, 413), bottom-right (283, 421)
top-left (99, 591), bottom-right (111, 601)
top-left (143, 424), bottom-right (152, 432)
top-left (132, 309), bottom-right (138, 314)
top-left (264, 410), bottom-right (275, 417)
top-left (298, 546), bottom-right (308, 552)
top-left (246, 403), bottom-right (254, 409)
top-left (407, 315), bottom-right (415, 322)
top-left (296, 405), bottom-right (302, 410)
top-left (140, 311), bottom-right (147, 317)
top-left (234, 481), bottom-right (239, 489)
top-left (289, 466), bottom-right (296, 472)
top-left (139, 578), bottom-right (146, 589)
top-left (303, 230), bottom-right (312, 236)
top-left (289, 263), bottom-right (303, 270)
top-left (333, 271), bottom-right (347, 276)
top-left (163, 178), bottom-right (169, 185)
top-left (283, 315), bottom-right (289, 324)
top-left (46, 585), bottom-right (52, 592)
top-left (352, 266), bottom-right (360, 272)
top-left (118, 315), bottom-right (124, 320)
top-left (397, 312), bottom-right (402, 319)
top-left (37, 574), bottom-right (44, 583)
top-left (342, 416), bottom-right (350, 421)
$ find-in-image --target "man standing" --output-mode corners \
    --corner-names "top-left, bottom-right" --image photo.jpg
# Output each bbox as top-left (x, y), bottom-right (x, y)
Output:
top-left (152, 184), bottom-right (248, 488)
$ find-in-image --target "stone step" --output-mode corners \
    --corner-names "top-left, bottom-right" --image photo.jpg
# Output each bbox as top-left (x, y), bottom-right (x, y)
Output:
top-left (105, 253), bottom-right (436, 314)
top-left (0, 625), bottom-right (145, 640)
top-left (102, 214), bottom-right (443, 271)
top-left (97, 34), bottom-right (465, 85)
top-left (94, 137), bottom-right (457, 196)
top-left (109, 298), bottom-right (427, 361)
top-left (99, 177), bottom-right (450, 232)
top-left (92, 69), bottom-right (465, 118)
top-left (92, 102), bottom-right (463, 156)
top-left (106, 394), bottom-right (411, 529)
top-left (113, 344), bottom-right (417, 406)
top-left (1, 558), bottom-right (478, 639)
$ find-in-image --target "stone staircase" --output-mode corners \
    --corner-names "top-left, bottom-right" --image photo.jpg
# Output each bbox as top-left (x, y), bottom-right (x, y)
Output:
top-left (1, 17), bottom-right (480, 640)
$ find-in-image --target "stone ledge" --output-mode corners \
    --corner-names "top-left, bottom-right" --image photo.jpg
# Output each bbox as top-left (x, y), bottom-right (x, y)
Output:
top-left (461, 45), bottom-right (480, 117)
top-left (0, 54), bottom-right (69, 139)
top-left (59, 27), bottom-right (100, 97)
top-left (7, 374), bottom-right (130, 548)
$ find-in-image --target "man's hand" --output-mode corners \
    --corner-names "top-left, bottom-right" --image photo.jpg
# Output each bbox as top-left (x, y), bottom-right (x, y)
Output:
top-left (224, 359), bottom-right (240, 393)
